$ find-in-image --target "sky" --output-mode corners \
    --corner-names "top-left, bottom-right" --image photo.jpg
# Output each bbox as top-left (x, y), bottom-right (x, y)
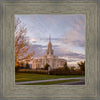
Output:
top-left (15, 15), bottom-right (85, 67)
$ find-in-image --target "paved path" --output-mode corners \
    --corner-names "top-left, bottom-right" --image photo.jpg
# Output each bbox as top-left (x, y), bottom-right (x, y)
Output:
top-left (54, 81), bottom-right (85, 85)
top-left (15, 77), bottom-right (85, 85)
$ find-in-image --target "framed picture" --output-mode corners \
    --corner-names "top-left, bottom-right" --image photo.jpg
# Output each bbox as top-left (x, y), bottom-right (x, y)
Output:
top-left (0, 0), bottom-right (100, 100)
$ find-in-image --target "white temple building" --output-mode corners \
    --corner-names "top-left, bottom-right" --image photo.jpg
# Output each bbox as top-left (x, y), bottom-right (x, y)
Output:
top-left (32, 35), bottom-right (67, 69)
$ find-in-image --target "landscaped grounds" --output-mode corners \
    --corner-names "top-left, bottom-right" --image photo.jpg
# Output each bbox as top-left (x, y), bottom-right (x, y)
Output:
top-left (15, 73), bottom-right (85, 85)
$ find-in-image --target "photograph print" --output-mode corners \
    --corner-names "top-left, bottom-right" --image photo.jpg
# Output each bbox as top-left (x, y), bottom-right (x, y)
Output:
top-left (15, 15), bottom-right (85, 85)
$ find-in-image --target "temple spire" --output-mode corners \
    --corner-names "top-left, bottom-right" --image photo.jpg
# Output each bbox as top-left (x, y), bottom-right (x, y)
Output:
top-left (46, 34), bottom-right (53, 56)
top-left (49, 33), bottom-right (51, 42)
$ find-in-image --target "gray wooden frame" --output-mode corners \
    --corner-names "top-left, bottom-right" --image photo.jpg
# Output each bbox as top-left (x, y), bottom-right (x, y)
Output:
top-left (0, 0), bottom-right (100, 100)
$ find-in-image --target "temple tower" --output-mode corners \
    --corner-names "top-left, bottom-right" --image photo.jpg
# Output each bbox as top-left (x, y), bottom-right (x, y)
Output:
top-left (46, 34), bottom-right (54, 56)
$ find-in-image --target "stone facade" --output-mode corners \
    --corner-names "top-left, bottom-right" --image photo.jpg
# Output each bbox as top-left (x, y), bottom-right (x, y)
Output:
top-left (32, 35), bottom-right (67, 69)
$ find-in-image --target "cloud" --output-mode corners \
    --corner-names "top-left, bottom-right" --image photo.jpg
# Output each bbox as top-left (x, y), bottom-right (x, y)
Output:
top-left (28, 43), bottom-right (59, 57)
top-left (63, 29), bottom-right (85, 48)
top-left (28, 44), bottom-right (46, 57)
top-left (15, 15), bottom-right (85, 66)
top-left (65, 52), bottom-right (85, 60)
top-left (40, 37), bottom-right (63, 41)
top-left (72, 40), bottom-right (85, 47)
top-left (66, 15), bottom-right (85, 33)
top-left (55, 48), bottom-right (85, 60)
top-left (59, 52), bottom-right (85, 67)
top-left (61, 15), bottom-right (85, 49)
top-left (25, 36), bottom-right (37, 44)
top-left (53, 47), bottom-right (85, 66)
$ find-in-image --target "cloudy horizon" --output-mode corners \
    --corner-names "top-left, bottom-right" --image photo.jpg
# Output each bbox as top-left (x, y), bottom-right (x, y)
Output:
top-left (15, 15), bottom-right (85, 67)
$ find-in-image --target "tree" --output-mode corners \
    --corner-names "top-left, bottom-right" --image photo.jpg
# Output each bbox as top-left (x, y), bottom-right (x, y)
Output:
top-left (77, 61), bottom-right (85, 72)
top-left (64, 62), bottom-right (70, 72)
top-left (19, 62), bottom-right (24, 69)
top-left (44, 63), bottom-right (50, 70)
top-left (15, 18), bottom-right (34, 69)
top-left (26, 63), bottom-right (30, 69)
top-left (70, 66), bottom-right (76, 72)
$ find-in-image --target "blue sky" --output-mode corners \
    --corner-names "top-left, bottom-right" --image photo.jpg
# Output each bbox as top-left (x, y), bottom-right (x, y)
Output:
top-left (15, 15), bottom-right (85, 66)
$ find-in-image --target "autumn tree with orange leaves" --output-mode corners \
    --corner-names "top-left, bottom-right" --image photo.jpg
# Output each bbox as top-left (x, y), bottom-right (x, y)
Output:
top-left (15, 18), bottom-right (34, 68)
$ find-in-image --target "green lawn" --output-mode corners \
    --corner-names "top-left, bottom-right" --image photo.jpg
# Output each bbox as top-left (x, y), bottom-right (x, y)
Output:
top-left (21, 79), bottom-right (83, 85)
top-left (15, 73), bottom-right (85, 82)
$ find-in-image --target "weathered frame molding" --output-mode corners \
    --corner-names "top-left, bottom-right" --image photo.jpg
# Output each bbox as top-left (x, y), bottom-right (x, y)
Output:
top-left (0, 0), bottom-right (99, 100)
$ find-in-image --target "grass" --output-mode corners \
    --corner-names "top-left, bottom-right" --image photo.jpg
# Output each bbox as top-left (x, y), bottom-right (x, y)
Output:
top-left (21, 79), bottom-right (83, 85)
top-left (15, 73), bottom-right (85, 82)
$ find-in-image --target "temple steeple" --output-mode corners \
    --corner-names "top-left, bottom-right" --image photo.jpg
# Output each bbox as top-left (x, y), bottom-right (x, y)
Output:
top-left (49, 34), bottom-right (51, 43)
top-left (46, 34), bottom-right (54, 56)
top-left (48, 34), bottom-right (52, 50)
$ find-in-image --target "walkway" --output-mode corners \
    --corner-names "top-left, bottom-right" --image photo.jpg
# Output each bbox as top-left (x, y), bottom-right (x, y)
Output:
top-left (54, 80), bottom-right (85, 85)
top-left (15, 77), bottom-right (85, 85)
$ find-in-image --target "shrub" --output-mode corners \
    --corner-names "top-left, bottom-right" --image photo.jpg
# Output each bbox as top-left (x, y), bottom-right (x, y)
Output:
top-left (18, 69), bottom-right (48, 74)
top-left (25, 63), bottom-right (30, 69)
top-left (15, 65), bottom-right (20, 73)
top-left (44, 63), bottom-right (50, 70)
top-left (49, 67), bottom-right (85, 75)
